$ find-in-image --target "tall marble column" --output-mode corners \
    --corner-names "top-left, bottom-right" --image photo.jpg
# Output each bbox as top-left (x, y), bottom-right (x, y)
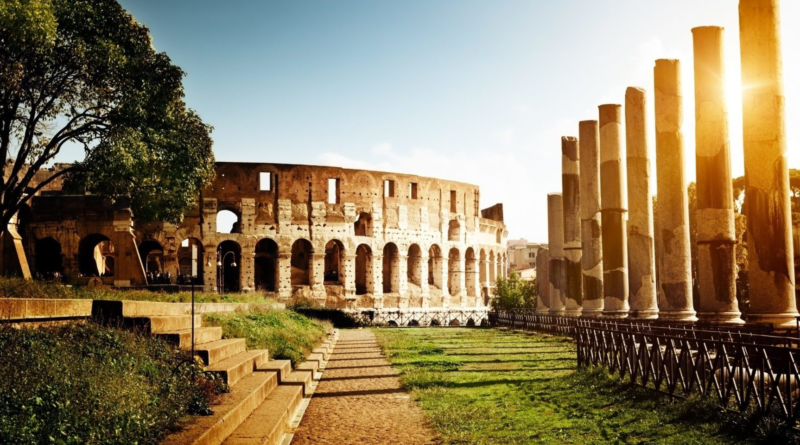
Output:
top-left (654, 59), bottom-right (697, 322)
top-left (739, 0), bottom-right (797, 327)
top-left (562, 136), bottom-right (583, 317)
top-left (548, 193), bottom-right (566, 315)
top-left (536, 248), bottom-right (551, 314)
top-left (692, 26), bottom-right (743, 325)
top-left (579, 120), bottom-right (604, 318)
top-left (599, 104), bottom-right (629, 318)
top-left (625, 87), bottom-right (659, 320)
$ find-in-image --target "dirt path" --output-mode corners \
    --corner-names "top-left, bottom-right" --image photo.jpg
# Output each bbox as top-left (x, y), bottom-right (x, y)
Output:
top-left (291, 329), bottom-right (439, 445)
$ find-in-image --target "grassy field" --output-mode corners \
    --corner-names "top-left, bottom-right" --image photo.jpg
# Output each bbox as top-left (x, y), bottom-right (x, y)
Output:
top-left (374, 328), bottom-right (789, 445)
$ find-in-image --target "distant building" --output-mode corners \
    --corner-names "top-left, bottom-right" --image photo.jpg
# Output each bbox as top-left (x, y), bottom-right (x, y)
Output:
top-left (507, 239), bottom-right (546, 276)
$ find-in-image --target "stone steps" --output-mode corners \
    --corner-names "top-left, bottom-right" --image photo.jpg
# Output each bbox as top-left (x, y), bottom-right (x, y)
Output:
top-left (156, 326), bottom-right (223, 349)
top-left (196, 338), bottom-right (248, 366)
top-left (221, 385), bottom-right (304, 445)
top-left (125, 314), bottom-right (203, 334)
top-left (206, 350), bottom-right (270, 387)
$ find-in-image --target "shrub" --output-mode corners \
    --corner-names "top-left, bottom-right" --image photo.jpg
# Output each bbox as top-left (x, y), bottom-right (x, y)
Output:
top-left (490, 270), bottom-right (537, 312)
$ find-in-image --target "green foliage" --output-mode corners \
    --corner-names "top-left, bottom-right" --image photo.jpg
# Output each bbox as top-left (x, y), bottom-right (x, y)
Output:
top-left (490, 270), bottom-right (537, 312)
top-left (203, 308), bottom-right (332, 366)
top-left (375, 328), bottom-right (789, 444)
top-left (0, 322), bottom-right (223, 445)
top-left (0, 276), bottom-right (275, 303)
top-left (0, 0), bottom-right (214, 226)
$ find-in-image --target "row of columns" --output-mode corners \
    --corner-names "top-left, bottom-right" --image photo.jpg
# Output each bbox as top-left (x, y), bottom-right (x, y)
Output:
top-left (536, 0), bottom-right (797, 327)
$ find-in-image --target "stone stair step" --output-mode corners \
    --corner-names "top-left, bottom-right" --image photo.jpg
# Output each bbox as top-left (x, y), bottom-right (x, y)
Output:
top-left (207, 350), bottom-right (269, 387)
top-left (282, 369), bottom-right (314, 396)
top-left (222, 385), bottom-right (304, 445)
top-left (256, 360), bottom-right (292, 383)
top-left (296, 360), bottom-right (318, 374)
top-left (156, 326), bottom-right (223, 348)
top-left (306, 352), bottom-right (325, 366)
top-left (312, 347), bottom-right (330, 360)
top-left (125, 315), bottom-right (203, 334)
top-left (161, 371), bottom-right (279, 445)
top-left (196, 338), bottom-right (248, 365)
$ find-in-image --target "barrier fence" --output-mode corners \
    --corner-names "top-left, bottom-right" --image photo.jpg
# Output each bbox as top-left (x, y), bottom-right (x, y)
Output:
top-left (491, 312), bottom-right (800, 422)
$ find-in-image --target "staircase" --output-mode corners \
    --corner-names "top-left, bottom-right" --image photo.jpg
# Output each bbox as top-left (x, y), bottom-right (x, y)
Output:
top-left (91, 301), bottom-right (336, 445)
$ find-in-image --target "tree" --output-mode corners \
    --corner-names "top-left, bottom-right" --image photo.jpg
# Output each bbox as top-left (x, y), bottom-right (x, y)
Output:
top-left (0, 0), bottom-right (215, 230)
top-left (490, 270), bottom-right (537, 312)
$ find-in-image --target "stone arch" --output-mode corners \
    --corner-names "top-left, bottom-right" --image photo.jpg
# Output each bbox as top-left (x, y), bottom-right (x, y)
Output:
top-left (354, 212), bottom-right (373, 237)
top-left (479, 248), bottom-right (487, 284)
top-left (355, 244), bottom-right (372, 295)
top-left (448, 247), bottom-right (461, 297)
top-left (255, 238), bottom-right (279, 291)
top-left (324, 239), bottom-right (345, 284)
top-left (465, 247), bottom-right (477, 297)
top-left (430, 318), bottom-right (441, 327)
top-left (428, 244), bottom-right (443, 289)
top-left (449, 318), bottom-right (461, 326)
top-left (382, 242), bottom-right (399, 293)
top-left (291, 239), bottom-right (313, 286)
top-left (466, 318), bottom-right (476, 327)
top-left (34, 237), bottom-right (62, 278)
top-left (138, 239), bottom-right (165, 276)
top-left (177, 237), bottom-right (204, 285)
top-left (217, 240), bottom-right (241, 292)
top-left (387, 320), bottom-right (399, 327)
top-left (448, 219), bottom-right (460, 242)
top-left (408, 319), bottom-right (419, 327)
top-left (216, 209), bottom-right (241, 234)
top-left (78, 234), bottom-right (114, 277)
top-left (489, 250), bottom-right (496, 283)
top-left (407, 244), bottom-right (422, 287)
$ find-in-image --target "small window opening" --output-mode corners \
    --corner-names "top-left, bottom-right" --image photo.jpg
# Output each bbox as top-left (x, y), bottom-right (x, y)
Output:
top-left (328, 178), bottom-right (340, 204)
top-left (409, 182), bottom-right (418, 199)
top-left (450, 190), bottom-right (457, 213)
top-left (384, 180), bottom-right (395, 198)
top-left (259, 172), bottom-right (271, 191)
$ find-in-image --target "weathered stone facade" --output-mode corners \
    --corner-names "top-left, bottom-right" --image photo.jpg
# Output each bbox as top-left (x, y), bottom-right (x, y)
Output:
top-left (6, 162), bottom-right (507, 311)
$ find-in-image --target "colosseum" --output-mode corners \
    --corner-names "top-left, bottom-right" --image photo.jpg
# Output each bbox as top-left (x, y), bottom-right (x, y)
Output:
top-left (3, 162), bottom-right (508, 324)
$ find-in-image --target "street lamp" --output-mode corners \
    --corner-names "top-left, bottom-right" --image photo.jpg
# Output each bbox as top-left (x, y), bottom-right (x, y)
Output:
top-left (217, 250), bottom-right (238, 293)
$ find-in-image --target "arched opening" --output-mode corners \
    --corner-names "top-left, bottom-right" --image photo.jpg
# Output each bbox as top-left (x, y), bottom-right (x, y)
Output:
top-left (324, 239), bottom-right (345, 284)
top-left (428, 245), bottom-right (443, 289)
top-left (355, 244), bottom-right (372, 295)
top-left (291, 239), bottom-right (313, 286)
top-left (382, 242), bottom-right (399, 293)
top-left (407, 244), bottom-right (422, 286)
top-left (408, 319), bottom-right (419, 327)
top-left (387, 320), bottom-right (399, 327)
top-left (489, 250), bottom-right (496, 283)
top-left (449, 318), bottom-right (461, 327)
top-left (255, 238), bottom-right (279, 291)
top-left (448, 247), bottom-right (461, 297)
top-left (217, 240), bottom-right (241, 292)
top-left (430, 319), bottom-right (441, 327)
top-left (34, 237), bottom-right (63, 279)
top-left (354, 212), bottom-right (373, 237)
top-left (479, 249), bottom-right (487, 284)
top-left (216, 209), bottom-right (241, 234)
top-left (465, 247), bottom-right (477, 297)
top-left (177, 238), bottom-right (204, 285)
top-left (496, 228), bottom-right (502, 244)
top-left (466, 318), bottom-right (476, 327)
top-left (448, 219), bottom-right (460, 242)
top-left (139, 239), bottom-right (166, 283)
top-left (78, 234), bottom-right (114, 277)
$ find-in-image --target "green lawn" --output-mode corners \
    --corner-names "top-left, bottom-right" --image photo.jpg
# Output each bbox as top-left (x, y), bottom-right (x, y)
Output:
top-left (374, 328), bottom-right (785, 445)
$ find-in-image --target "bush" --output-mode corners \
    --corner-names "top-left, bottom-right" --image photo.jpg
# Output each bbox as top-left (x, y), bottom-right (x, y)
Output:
top-left (289, 303), bottom-right (363, 328)
top-left (490, 270), bottom-right (537, 312)
top-left (203, 308), bottom-right (332, 366)
top-left (0, 322), bottom-right (223, 445)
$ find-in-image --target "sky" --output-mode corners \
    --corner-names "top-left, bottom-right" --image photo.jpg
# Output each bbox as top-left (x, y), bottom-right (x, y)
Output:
top-left (90, 0), bottom-right (800, 243)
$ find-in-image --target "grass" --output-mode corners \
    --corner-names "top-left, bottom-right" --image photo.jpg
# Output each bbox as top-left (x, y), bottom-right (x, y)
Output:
top-left (203, 308), bottom-right (333, 366)
top-left (0, 276), bottom-right (274, 304)
top-left (0, 322), bottom-right (224, 445)
top-left (374, 328), bottom-right (796, 445)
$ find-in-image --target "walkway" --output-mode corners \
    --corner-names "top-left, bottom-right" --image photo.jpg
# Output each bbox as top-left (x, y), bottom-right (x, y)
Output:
top-left (291, 329), bottom-right (439, 445)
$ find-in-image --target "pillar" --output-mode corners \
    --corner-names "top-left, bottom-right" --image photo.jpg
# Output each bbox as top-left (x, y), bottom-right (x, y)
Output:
top-left (547, 193), bottom-right (566, 315)
top-left (344, 253), bottom-right (357, 305)
top-left (277, 252), bottom-right (292, 302)
top-left (625, 87), bottom-right (659, 320)
top-left (372, 253), bottom-right (383, 308)
top-left (599, 104), bottom-right (629, 318)
top-left (579, 120), bottom-right (604, 318)
top-left (692, 27), bottom-right (743, 324)
top-left (654, 59), bottom-right (697, 322)
top-left (739, 0), bottom-right (797, 327)
top-left (562, 136), bottom-right (583, 317)
top-left (536, 248), bottom-right (551, 314)
top-left (311, 252), bottom-right (326, 304)
top-left (398, 251), bottom-right (409, 306)
top-left (420, 252), bottom-right (431, 307)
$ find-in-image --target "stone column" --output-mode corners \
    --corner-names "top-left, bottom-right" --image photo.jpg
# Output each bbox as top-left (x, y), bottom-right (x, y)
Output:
top-left (654, 59), bottom-right (697, 322)
top-left (344, 253), bottom-right (357, 304)
top-left (372, 253), bottom-right (384, 309)
top-left (536, 248), bottom-right (551, 314)
top-left (398, 251), bottom-right (409, 307)
top-left (739, 0), bottom-right (797, 327)
top-left (562, 136), bottom-right (583, 317)
top-left (311, 252), bottom-right (326, 304)
top-left (625, 87), bottom-right (659, 320)
top-left (420, 252), bottom-right (430, 307)
top-left (692, 26), bottom-right (743, 325)
top-left (277, 252), bottom-right (292, 302)
top-left (579, 120), bottom-right (604, 318)
top-left (599, 104), bottom-right (630, 318)
top-left (547, 193), bottom-right (566, 315)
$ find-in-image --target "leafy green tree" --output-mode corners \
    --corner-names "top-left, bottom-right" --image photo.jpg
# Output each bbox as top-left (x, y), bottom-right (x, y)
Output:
top-left (490, 270), bottom-right (537, 312)
top-left (0, 0), bottom-right (215, 231)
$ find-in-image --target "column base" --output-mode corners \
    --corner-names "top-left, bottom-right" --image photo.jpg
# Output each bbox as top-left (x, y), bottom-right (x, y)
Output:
top-left (563, 309), bottom-right (583, 317)
top-left (746, 312), bottom-right (799, 329)
top-left (535, 308), bottom-right (550, 314)
top-left (601, 310), bottom-right (629, 319)
top-left (696, 311), bottom-right (745, 325)
top-left (658, 310), bottom-right (698, 322)
top-left (579, 309), bottom-right (603, 319)
top-left (628, 309), bottom-right (659, 320)
top-left (548, 310), bottom-right (565, 316)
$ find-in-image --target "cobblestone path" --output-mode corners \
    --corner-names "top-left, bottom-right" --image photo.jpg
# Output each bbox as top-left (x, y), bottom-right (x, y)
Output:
top-left (291, 329), bottom-right (439, 445)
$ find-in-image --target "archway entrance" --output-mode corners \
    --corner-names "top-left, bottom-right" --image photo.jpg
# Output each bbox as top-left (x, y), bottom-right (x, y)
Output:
top-left (324, 240), bottom-right (345, 284)
top-left (177, 238), bottom-right (204, 284)
top-left (78, 234), bottom-right (114, 277)
top-left (291, 239), bottom-right (313, 286)
top-left (407, 244), bottom-right (422, 286)
top-left (428, 245), bottom-right (443, 289)
top-left (217, 240), bottom-right (241, 292)
top-left (382, 243), bottom-right (399, 293)
top-left (34, 237), bottom-right (62, 279)
top-left (355, 244), bottom-right (372, 295)
top-left (255, 239), bottom-right (279, 291)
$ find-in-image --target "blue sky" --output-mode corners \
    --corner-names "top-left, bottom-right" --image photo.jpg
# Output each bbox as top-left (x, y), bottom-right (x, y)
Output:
top-left (103, 0), bottom-right (799, 242)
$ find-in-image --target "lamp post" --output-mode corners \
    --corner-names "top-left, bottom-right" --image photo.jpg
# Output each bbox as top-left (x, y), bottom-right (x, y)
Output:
top-left (217, 250), bottom-right (238, 293)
